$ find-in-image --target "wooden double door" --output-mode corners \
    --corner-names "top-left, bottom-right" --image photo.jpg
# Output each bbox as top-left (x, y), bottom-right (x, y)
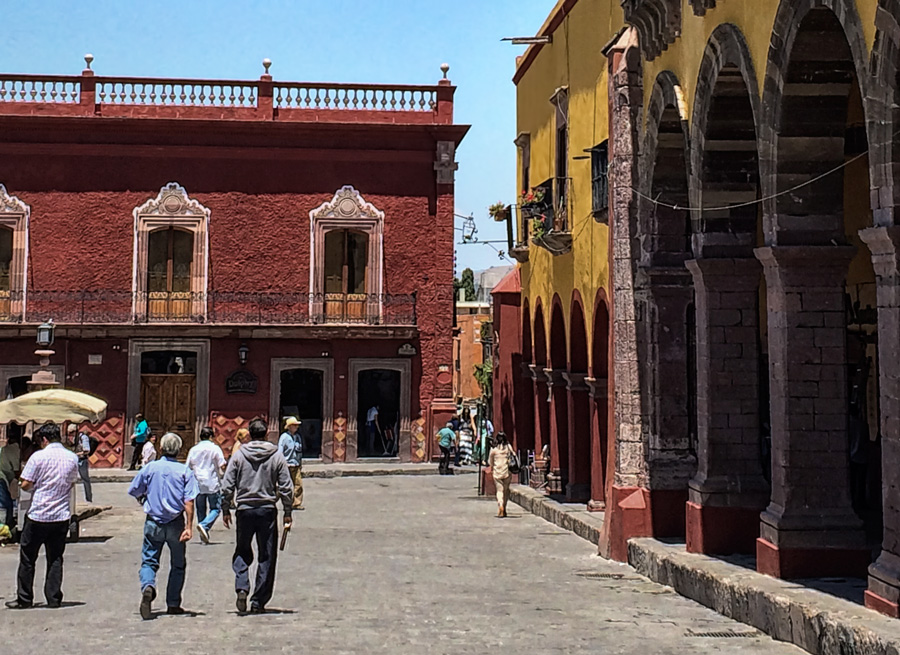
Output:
top-left (140, 374), bottom-right (196, 459)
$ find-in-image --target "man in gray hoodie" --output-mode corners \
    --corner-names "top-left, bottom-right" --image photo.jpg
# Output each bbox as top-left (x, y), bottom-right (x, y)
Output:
top-left (221, 418), bottom-right (293, 613)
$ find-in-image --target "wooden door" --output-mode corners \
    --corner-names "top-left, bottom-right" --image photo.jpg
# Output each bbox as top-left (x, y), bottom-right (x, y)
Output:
top-left (140, 374), bottom-right (196, 459)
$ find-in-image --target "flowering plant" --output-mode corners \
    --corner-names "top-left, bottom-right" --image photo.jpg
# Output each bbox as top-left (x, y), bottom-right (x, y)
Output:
top-left (520, 187), bottom-right (546, 206)
top-left (531, 216), bottom-right (547, 239)
top-left (488, 202), bottom-right (509, 222)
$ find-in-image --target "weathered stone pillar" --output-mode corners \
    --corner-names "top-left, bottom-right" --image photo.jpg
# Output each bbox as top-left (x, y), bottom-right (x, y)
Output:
top-left (585, 376), bottom-right (609, 510)
top-left (544, 368), bottom-right (568, 494)
top-left (754, 246), bottom-right (867, 578)
top-left (860, 226), bottom-right (900, 616)
top-left (529, 364), bottom-right (549, 480)
top-left (563, 371), bottom-right (591, 502)
top-left (685, 257), bottom-right (769, 554)
top-left (638, 265), bottom-right (696, 537)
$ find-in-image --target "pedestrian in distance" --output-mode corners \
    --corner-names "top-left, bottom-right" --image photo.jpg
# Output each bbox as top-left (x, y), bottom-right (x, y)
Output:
top-left (488, 432), bottom-right (514, 518)
top-left (5, 423), bottom-right (79, 610)
top-left (127, 432), bottom-right (198, 620)
top-left (222, 418), bottom-right (294, 614)
top-left (231, 427), bottom-right (250, 459)
top-left (67, 424), bottom-right (93, 504)
top-left (186, 426), bottom-right (226, 544)
top-left (0, 432), bottom-right (21, 530)
top-left (435, 421), bottom-right (456, 475)
top-left (278, 417), bottom-right (304, 510)
top-left (141, 433), bottom-right (158, 468)
top-left (129, 412), bottom-right (150, 471)
top-left (365, 404), bottom-right (381, 456)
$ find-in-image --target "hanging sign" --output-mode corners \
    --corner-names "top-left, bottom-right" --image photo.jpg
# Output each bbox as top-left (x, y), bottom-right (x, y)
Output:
top-left (225, 369), bottom-right (258, 394)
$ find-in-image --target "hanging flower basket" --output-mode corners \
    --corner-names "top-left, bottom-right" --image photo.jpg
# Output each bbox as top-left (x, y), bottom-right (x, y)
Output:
top-left (520, 187), bottom-right (549, 219)
top-left (488, 202), bottom-right (510, 223)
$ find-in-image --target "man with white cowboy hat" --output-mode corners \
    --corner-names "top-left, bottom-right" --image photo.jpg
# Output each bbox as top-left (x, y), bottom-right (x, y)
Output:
top-left (277, 417), bottom-right (303, 510)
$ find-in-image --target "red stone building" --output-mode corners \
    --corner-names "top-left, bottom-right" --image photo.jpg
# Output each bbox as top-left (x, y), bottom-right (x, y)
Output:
top-left (0, 58), bottom-right (467, 466)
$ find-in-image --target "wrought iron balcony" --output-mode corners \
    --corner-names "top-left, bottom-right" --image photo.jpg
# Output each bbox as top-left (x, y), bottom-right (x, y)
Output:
top-left (1, 290), bottom-right (418, 327)
top-left (0, 59), bottom-right (455, 125)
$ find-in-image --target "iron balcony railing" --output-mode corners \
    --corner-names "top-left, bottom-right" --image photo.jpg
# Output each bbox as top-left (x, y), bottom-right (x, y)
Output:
top-left (0, 290), bottom-right (417, 326)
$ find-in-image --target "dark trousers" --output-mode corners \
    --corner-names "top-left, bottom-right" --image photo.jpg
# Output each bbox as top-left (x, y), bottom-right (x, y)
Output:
top-left (78, 457), bottom-right (93, 503)
top-left (439, 445), bottom-right (452, 474)
top-left (129, 442), bottom-right (144, 470)
top-left (17, 516), bottom-right (68, 606)
top-left (233, 507), bottom-right (278, 609)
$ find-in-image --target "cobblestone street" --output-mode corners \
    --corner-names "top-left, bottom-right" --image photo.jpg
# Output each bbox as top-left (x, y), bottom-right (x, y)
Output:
top-left (0, 476), bottom-right (803, 654)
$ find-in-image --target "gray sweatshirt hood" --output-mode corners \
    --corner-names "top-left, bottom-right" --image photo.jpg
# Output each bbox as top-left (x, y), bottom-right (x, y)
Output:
top-left (240, 440), bottom-right (278, 464)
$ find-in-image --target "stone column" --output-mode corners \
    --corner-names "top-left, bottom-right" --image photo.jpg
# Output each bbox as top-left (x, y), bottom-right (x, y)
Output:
top-left (754, 246), bottom-right (867, 578)
top-left (684, 257), bottom-right (770, 554)
top-left (585, 376), bottom-right (609, 510)
top-left (529, 364), bottom-right (550, 488)
top-left (860, 226), bottom-right (900, 616)
top-left (563, 371), bottom-right (591, 502)
top-left (544, 367), bottom-right (568, 495)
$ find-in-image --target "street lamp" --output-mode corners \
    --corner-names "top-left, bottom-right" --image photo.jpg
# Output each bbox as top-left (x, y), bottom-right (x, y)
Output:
top-left (36, 319), bottom-right (55, 347)
top-left (238, 342), bottom-right (249, 366)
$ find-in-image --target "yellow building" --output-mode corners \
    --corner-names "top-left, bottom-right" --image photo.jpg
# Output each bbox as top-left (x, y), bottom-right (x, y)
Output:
top-left (496, 0), bottom-right (900, 619)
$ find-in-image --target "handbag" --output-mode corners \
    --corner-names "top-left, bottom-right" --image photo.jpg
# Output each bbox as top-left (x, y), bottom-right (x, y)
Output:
top-left (507, 447), bottom-right (521, 475)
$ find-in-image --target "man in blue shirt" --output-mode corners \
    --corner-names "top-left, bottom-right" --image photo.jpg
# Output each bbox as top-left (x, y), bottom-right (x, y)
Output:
top-left (278, 417), bottom-right (303, 510)
top-left (128, 432), bottom-right (198, 619)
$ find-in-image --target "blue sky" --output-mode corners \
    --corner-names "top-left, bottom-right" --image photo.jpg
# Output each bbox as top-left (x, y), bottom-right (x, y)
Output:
top-left (0, 0), bottom-right (551, 273)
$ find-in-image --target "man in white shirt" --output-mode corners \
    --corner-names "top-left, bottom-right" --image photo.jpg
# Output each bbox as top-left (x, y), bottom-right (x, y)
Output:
top-left (365, 405), bottom-right (381, 456)
top-left (67, 425), bottom-right (93, 504)
top-left (186, 427), bottom-right (226, 544)
top-left (6, 423), bottom-right (79, 609)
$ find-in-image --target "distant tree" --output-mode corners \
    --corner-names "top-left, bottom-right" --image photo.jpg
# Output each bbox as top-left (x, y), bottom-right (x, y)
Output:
top-left (454, 267), bottom-right (476, 302)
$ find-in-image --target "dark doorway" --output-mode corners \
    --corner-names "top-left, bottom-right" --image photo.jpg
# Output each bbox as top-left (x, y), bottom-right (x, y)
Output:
top-left (5, 375), bottom-right (29, 399)
top-left (357, 369), bottom-right (401, 458)
top-left (279, 369), bottom-right (323, 459)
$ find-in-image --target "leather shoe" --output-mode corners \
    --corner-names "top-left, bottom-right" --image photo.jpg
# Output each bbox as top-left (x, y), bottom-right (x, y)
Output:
top-left (5, 600), bottom-right (32, 610)
top-left (249, 603), bottom-right (266, 614)
top-left (166, 606), bottom-right (186, 615)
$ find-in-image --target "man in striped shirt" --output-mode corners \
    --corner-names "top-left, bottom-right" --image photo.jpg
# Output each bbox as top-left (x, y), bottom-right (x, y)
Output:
top-left (5, 423), bottom-right (79, 610)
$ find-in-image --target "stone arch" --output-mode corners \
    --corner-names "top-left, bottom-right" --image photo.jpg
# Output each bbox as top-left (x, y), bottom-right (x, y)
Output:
top-left (590, 290), bottom-right (612, 508)
top-left (548, 295), bottom-right (570, 494)
top-left (532, 299), bottom-right (550, 458)
top-left (870, 0), bottom-right (900, 226)
top-left (520, 298), bottom-right (536, 457)
top-left (759, 0), bottom-right (875, 243)
top-left (690, 23), bottom-right (763, 258)
top-left (641, 70), bottom-right (691, 267)
top-left (566, 291), bottom-right (592, 502)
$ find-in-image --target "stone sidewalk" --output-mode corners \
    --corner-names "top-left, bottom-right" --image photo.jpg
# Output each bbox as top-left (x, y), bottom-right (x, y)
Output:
top-left (0, 476), bottom-right (802, 654)
top-left (508, 483), bottom-right (900, 655)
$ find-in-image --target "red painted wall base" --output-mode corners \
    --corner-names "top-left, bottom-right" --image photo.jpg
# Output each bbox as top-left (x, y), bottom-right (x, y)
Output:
top-left (756, 538), bottom-right (871, 579)
top-left (865, 590), bottom-right (900, 618)
top-left (600, 485), bottom-right (688, 562)
top-left (685, 502), bottom-right (761, 555)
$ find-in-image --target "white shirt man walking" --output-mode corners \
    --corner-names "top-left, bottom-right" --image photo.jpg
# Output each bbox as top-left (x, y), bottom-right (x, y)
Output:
top-left (67, 424), bottom-right (93, 504)
top-left (6, 424), bottom-right (79, 610)
top-left (186, 426), bottom-right (226, 544)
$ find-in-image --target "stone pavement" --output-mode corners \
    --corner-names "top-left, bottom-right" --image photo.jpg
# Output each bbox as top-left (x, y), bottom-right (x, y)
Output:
top-left (0, 476), bottom-right (803, 654)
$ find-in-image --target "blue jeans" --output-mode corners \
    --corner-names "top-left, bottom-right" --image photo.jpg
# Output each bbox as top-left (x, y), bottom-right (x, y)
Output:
top-left (196, 492), bottom-right (221, 531)
top-left (140, 516), bottom-right (186, 608)
top-left (0, 479), bottom-right (13, 527)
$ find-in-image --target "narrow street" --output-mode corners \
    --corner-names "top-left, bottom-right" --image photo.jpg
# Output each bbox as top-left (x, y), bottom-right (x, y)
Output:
top-left (0, 476), bottom-right (802, 654)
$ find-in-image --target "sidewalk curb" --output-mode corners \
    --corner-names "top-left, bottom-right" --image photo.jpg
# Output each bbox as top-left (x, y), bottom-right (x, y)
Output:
top-left (509, 484), bottom-right (603, 545)
top-left (90, 466), bottom-right (476, 483)
top-left (628, 538), bottom-right (900, 655)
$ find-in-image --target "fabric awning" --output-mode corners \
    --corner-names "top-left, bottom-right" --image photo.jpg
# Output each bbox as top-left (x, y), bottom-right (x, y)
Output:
top-left (0, 389), bottom-right (108, 425)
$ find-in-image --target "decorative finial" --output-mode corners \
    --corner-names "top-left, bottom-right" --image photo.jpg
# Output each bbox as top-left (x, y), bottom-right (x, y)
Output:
top-left (263, 58), bottom-right (272, 75)
top-left (84, 53), bottom-right (94, 70)
top-left (440, 63), bottom-right (450, 79)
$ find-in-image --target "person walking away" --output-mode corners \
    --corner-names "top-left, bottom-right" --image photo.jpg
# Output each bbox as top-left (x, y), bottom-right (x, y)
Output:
top-left (435, 421), bottom-right (456, 475)
top-left (222, 418), bottom-right (293, 614)
top-left (488, 432), bottom-right (514, 518)
top-left (5, 424), bottom-right (79, 609)
top-left (186, 427), bottom-right (226, 544)
top-left (67, 425), bottom-right (93, 504)
top-left (141, 434), bottom-right (158, 468)
top-left (231, 428), bottom-right (249, 459)
top-left (365, 405), bottom-right (381, 456)
top-left (0, 433), bottom-right (21, 530)
top-left (129, 413), bottom-right (150, 470)
top-left (278, 417), bottom-right (304, 510)
top-left (127, 432), bottom-right (197, 619)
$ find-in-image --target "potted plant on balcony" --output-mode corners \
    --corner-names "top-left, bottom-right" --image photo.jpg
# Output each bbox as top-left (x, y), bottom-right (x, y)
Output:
top-left (531, 216), bottom-right (547, 240)
top-left (520, 187), bottom-right (548, 218)
top-left (488, 202), bottom-right (510, 222)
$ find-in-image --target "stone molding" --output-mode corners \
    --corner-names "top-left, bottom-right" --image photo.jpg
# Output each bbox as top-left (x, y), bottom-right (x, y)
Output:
top-left (0, 184), bottom-right (29, 320)
top-left (621, 0), bottom-right (681, 60)
top-left (132, 183), bottom-right (210, 321)
top-left (268, 357), bottom-right (335, 460)
top-left (561, 371), bottom-right (589, 392)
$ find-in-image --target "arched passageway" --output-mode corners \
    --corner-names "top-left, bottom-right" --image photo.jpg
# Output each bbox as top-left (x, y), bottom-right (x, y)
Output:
top-left (532, 302), bottom-right (551, 477)
top-left (565, 295), bottom-right (591, 502)
top-left (548, 298), bottom-right (569, 495)
top-left (588, 295), bottom-right (611, 510)
top-left (519, 300), bottom-right (536, 459)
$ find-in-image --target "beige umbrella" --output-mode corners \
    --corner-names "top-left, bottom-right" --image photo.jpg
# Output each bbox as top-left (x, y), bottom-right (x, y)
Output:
top-left (0, 389), bottom-right (107, 425)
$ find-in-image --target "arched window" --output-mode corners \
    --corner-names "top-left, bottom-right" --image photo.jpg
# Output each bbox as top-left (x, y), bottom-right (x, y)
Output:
top-left (309, 186), bottom-right (384, 324)
top-left (324, 229), bottom-right (369, 322)
top-left (133, 184), bottom-right (210, 323)
top-left (147, 227), bottom-right (194, 320)
top-left (0, 185), bottom-right (29, 322)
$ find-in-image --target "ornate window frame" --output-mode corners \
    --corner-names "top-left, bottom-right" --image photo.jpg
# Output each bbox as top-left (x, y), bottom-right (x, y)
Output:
top-left (132, 183), bottom-right (210, 322)
top-left (0, 185), bottom-right (30, 321)
top-left (308, 186), bottom-right (385, 322)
